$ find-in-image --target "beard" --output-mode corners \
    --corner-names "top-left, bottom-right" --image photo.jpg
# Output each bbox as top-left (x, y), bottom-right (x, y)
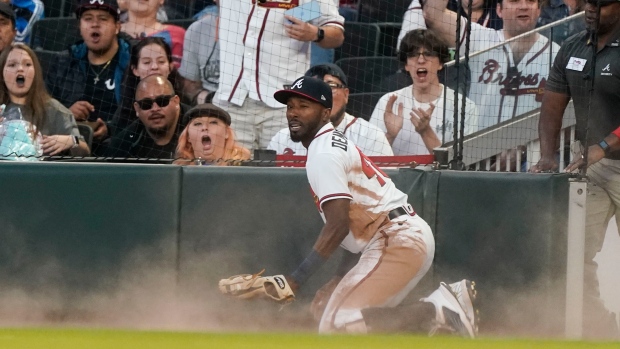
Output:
top-left (329, 105), bottom-right (347, 126)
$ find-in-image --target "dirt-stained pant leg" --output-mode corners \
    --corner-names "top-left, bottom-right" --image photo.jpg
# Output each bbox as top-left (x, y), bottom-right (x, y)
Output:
top-left (584, 158), bottom-right (620, 337)
top-left (318, 215), bottom-right (435, 333)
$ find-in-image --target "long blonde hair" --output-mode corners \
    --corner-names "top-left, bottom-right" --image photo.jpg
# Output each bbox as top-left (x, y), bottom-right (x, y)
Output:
top-left (175, 123), bottom-right (250, 166)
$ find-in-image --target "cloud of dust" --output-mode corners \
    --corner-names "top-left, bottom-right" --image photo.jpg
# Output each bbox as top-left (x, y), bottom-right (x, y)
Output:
top-left (0, 227), bottom-right (316, 332)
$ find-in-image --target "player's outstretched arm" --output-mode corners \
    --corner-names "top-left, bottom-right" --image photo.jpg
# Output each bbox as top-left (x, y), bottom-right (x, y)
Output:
top-left (422, 0), bottom-right (460, 47)
top-left (530, 90), bottom-right (570, 173)
top-left (289, 199), bottom-right (351, 288)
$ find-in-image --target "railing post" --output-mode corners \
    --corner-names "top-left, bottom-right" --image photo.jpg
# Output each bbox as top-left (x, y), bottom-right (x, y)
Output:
top-left (565, 178), bottom-right (587, 339)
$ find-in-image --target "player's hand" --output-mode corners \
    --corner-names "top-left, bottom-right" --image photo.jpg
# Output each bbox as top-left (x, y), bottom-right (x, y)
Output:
top-left (41, 135), bottom-right (74, 156)
top-left (69, 101), bottom-right (95, 121)
top-left (564, 144), bottom-right (605, 172)
top-left (92, 118), bottom-right (108, 141)
top-left (384, 95), bottom-right (404, 141)
top-left (530, 156), bottom-right (558, 173)
top-left (410, 103), bottom-right (435, 134)
top-left (310, 276), bottom-right (341, 322)
top-left (284, 15), bottom-right (319, 42)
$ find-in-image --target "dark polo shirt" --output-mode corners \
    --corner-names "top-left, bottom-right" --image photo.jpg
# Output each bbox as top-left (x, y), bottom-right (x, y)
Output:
top-left (546, 29), bottom-right (620, 160)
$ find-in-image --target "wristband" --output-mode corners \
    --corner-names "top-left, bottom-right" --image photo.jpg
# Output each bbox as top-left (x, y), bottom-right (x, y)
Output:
top-left (291, 250), bottom-right (326, 286)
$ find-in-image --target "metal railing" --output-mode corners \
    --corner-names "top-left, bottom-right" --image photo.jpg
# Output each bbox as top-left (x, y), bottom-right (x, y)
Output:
top-left (437, 13), bottom-right (585, 171)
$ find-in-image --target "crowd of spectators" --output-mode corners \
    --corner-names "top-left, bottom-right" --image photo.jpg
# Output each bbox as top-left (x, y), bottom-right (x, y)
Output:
top-left (0, 0), bottom-right (593, 163)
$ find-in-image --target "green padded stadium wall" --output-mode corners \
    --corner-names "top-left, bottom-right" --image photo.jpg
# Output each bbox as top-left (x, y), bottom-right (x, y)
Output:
top-left (0, 163), bottom-right (569, 335)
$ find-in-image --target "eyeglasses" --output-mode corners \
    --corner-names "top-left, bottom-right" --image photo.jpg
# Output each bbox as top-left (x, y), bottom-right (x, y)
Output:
top-left (326, 82), bottom-right (346, 90)
top-left (135, 94), bottom-right (175, 110)
top-left (407, 51), bottom-right (440, 59)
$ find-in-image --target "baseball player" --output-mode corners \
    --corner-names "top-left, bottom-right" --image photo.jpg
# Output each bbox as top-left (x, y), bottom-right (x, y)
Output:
top-left (423, 0), bottom-right (560, 129)
top-left (236, 76), bottom-right (478, 335)
top-left (268, 63), bottom-right (394, 157)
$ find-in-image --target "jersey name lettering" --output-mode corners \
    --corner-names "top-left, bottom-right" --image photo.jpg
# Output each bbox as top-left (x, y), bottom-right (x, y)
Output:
top-left (331, 130), bottom-right (348, 151)
top-left (478, 59), bottom-right (540, 87)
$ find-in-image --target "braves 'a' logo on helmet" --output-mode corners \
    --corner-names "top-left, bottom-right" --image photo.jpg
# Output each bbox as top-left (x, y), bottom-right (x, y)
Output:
top-left (90, 0), bottom-right (105, 4)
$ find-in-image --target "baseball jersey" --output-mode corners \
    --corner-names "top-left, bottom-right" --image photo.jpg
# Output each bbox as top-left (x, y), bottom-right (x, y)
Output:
top-left (215, 0), bottom-right (344, 108)
top-left (369, 84), bottom-right (479, 155)
top-left (268, 113), bottom-right (394, 156)
top-left (460, 22), bottom-right (560, 128)
top-left (306, 123), bottom-right (410, 253)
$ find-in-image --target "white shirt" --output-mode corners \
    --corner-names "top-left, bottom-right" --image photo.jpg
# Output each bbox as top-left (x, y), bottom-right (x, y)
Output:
top-left (369, 85), bottom-right (479, 155)
top-left (460, 23), bottom-right (560, 128)
top-left (215, 0), bottom-right (344, 108)
top-left (306, 123), bottom-right (409, 253)
top-left (268, 113), bottom-right (394, 156)
top-left (397, 0), bottom-right (426, 49)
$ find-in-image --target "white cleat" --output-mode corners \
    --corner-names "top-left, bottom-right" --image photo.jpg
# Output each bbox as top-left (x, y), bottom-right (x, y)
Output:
top-left (448, 279), bottom-right (479, 337)
top-left (421, 281), bottom-right (477, 338)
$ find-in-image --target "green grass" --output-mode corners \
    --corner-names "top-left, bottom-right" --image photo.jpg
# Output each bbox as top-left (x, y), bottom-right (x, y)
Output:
top-left (0, 328), bottom-right (618, 349)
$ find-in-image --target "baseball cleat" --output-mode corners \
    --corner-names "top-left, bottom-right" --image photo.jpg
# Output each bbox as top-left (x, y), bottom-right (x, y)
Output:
top-left (448, 279), bottom-right (479, 337)
top-left (421, 282), bottom-right (477, 338)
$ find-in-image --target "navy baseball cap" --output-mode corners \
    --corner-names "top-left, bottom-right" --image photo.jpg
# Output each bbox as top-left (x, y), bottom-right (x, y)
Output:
top-left (75, 0), bottom-right (120, 20)
top-left (305, 63), bottom-right (348, 87)
top-left (274, 76), bottom-right (333, 109)
top-left (184, 103), bottom-right (232, 126)
top-left (0, 3), bottom-right (15, 27)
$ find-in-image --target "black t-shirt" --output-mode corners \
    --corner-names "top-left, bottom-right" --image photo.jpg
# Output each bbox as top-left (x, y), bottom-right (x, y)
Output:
top-left (82, 56), bottom-right (119, 123)
top-left (546, 30), bottom-right (620, 160)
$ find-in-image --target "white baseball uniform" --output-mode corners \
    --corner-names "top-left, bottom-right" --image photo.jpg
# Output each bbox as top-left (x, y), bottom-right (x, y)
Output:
top-left (369, 84), bottom-right (479, 155)
top-left (458, 22), bottom-right (560, 129)
top-left (306, 123), bottom-right (434, 333)
top-left (214, 0), bottom-right (344, 150)
top-left (215, 0), bottom-right (345, 108)
top-left (268, 113), bottom-right (394, 156)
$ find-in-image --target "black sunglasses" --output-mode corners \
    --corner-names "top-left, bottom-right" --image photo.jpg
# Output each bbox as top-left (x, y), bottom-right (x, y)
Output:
top-left (135, 94), bottom-right (175, 110)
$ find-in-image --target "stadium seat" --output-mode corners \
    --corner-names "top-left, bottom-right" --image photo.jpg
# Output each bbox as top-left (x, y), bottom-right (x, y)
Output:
top-left (30, 18), bottom-right (80, 51)
top-left (346, 92), bottom-right (384, 121)
top-left (376, 22), bottom-right (402, 57)
top-left (357, 0), bottom-right (411, 23)
top-left (334, 22), bottom-right (381, 61)
top-left (34, 49), bottom-right (61, 79)
top-left (335, 56), bottom-right (403, 94)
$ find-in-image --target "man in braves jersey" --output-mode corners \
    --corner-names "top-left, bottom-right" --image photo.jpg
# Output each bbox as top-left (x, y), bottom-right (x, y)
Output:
top-left (272, 76), bottom-right (478, 335)
top-left (213, 0), bottom-right (344, 152)
top-left (423, 0), bottom-right (560, 129)
top-left (268, 63), bottom-right (393, 156)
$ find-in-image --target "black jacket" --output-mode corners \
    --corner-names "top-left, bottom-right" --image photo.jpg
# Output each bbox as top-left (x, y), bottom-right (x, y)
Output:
top-left (107, 103), bottom-right (190, 159)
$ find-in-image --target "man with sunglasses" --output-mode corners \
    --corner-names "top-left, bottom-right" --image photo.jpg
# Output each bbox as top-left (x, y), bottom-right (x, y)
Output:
top-left (370, 29), bottom-right (478, 156)
top-left (532, 0), bottom-right (620, 338)
top-left (108, 75), bottom-right (188, 159)
top-left (268, 63), bottom-right (393, 156)
top-left (423, 0), bottom-right (560, 129)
